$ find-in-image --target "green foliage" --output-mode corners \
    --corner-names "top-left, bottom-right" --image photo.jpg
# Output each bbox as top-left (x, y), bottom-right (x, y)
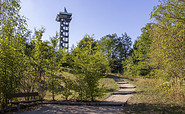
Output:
top-left (59, 49), bottom-right (73, 69)
top-left (46, 33), bottom-right (60, 101)
top-left (0, 0), bottom-right (28, 108)
top-left (77, 34), bottom-right (97, 49)
top-left (0, 0), bottom-right (133, 105)
top-left (30, 28), bottom-right (50, 98)
top-left (60, 75), bottom-right (74, 100)
top-left (72, 35), bottom-right (108, 101)
top-left (124, 0), bottom-right (185, 102)
top-left (150, 0), bottom-right (185, 85)
top-left (98, 33), bottom-right (132, 73)
top-left (123, 56), bottom-right (135, 76)
top-left (124, 23), bottom-right (152, 77)
top-left (1, 0), bottom-right (184, 109)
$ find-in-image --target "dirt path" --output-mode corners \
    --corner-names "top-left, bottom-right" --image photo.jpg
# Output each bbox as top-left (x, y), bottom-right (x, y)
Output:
top-left (18, 104), bottom-right (123, 114)
top-left (17, 75), bottom-right (135, 114)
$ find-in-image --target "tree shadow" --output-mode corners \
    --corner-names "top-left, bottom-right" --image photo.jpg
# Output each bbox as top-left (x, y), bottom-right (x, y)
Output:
top-left (122, 103), bottom-right (185, 114)
top-left (105, 74), bottom-right (135, 82)
top-left (104, 74), bottom-right (123, 80)
top-left (121, 76), bottom-right (135, 81)
top-left (15, 104), bottom-right (123, 114)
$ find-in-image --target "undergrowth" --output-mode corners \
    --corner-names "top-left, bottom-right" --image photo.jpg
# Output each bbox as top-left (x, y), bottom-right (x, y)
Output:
top-left (44, 73), bottom-right (119, 101)
top-left (121, 75), bottom-right (185, 113)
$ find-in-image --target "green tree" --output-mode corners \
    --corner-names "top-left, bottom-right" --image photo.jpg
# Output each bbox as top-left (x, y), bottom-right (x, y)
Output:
top-left (72, 35), bottom-right (108, 101)
top-left (115, 33), bottom-right (132, 72)
top-left (150, 0), bottom-right (185, 85)
top-left (0, 0), bottom-right (28, 107)
top-left (47, 33), bottom-right (61, 101)
top-left (31, 28), bottom-right (50, 97)
top-left (126, 23), bottom-right (153, 76)
top-left (59, 49), bottom-right (73, 70)
top-left (77, 34), bottom-right (97, 49)
top-left (60, 75), bottom-right (74, 101)
top-left (98, 33), bottom-right (132, 73)
top-left (123, 56), bottom-right (135, 76)
top-left (97, 34), bottom-right (117, 73)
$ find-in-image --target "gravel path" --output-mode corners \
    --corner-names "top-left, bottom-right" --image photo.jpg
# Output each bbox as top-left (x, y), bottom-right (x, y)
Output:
top-left (17, 104), bottom-right (123, 114)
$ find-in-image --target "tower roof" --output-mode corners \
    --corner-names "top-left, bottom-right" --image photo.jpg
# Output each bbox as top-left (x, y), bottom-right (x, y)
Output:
top-left (56, 7), bottom-right (72, 22)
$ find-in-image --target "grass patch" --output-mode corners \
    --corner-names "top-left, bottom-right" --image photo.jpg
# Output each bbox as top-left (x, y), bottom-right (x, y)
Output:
top-left (98, 77), bottom-right (119, 100)
top-left (121, 76), bottom-right (185, 114)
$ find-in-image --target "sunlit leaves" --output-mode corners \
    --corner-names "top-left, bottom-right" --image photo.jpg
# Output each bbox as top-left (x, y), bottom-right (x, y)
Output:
top-left (72, 35), bottom-right (108, 101)
top-left (150, 0), bottom-right (185, 84)
top-left (0, 0), bottom-right (28, 108)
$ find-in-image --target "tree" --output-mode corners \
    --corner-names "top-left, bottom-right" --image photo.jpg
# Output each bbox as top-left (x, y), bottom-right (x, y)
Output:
top-left (30, 28), bottom-right (50, 98)
top-left (0, 0), bottom-right (28, 107)
top-left (60, 75), bottom-right (74, 101)
top-left (77, 34), bottom-right (97, 49)
top-left (98, 33), bottom-right (132, 73)
top-left (150, 0), bottom-right (185, 85)
top-left (97, 34), bottom-right (117, 73)
top-left (115, 33), bottom-right (132, 72)
top-left (72, 35), bottom-right (108, 101)
top-left (47, 33), bottom-right (61, 101)
top-left (126, 23), bottom-right (153, 76)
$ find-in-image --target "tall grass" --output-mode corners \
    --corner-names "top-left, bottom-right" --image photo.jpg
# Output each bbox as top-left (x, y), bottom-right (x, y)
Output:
top-left (121, 75), bottom-right (185, 113)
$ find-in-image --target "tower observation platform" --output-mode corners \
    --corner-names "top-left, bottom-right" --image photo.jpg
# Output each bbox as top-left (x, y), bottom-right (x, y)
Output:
top-left (56, 8), bottom-right (72, 49)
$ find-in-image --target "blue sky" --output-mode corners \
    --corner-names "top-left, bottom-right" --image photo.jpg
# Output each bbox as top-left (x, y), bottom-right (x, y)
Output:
top-left (20, 0), bottom-right (159, 48)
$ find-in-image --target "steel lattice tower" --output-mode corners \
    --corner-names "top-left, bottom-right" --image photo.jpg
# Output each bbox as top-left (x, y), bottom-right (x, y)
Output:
top-left (56, 8), bottom-right (72, 49)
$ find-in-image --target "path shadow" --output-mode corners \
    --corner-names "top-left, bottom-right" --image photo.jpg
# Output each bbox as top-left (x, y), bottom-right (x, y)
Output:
top-left (112, 91), bottom-right (137, 95)
top-left (122, 103), bottom-right (185, 114)
top-left (105, 74), bottom-right (134, 82)
top-left (122, 77), bottom-right (134, 81)
top-left (104, 74), bottom-right (123, 80)
top-left (119, 87), bottom-right (136, 89)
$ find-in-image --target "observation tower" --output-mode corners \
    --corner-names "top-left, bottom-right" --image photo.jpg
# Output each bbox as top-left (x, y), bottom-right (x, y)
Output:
top-left (56, 7), bottom-right (72, 49)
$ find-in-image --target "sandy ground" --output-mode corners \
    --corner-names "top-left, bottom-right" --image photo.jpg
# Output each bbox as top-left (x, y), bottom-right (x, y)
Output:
top-left (17, 104), bottom-right (123, 114)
